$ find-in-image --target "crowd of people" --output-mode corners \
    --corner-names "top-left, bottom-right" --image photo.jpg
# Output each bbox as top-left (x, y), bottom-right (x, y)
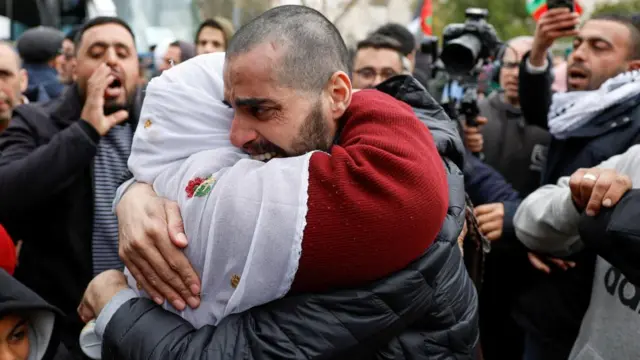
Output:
top-left (1, 3), bottom-right (640, 360)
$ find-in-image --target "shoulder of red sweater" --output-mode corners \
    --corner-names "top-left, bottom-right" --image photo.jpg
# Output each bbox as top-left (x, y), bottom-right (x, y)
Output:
top-left (349, 89), bottom-right (414, 114)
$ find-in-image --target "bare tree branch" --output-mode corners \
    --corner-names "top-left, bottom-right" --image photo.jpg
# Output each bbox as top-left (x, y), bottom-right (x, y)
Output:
top-left (332, 0), bottom-right (359, 25)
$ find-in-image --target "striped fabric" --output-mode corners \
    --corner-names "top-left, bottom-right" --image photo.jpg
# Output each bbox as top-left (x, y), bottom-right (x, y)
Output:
top-left (92, 123), bottom-right (133, 276)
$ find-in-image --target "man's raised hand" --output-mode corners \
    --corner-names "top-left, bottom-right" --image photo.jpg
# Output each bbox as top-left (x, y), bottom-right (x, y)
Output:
top-left (80, 63), bottom-right (128, 136)
top-left (530, 8), bottom-right (580, 66)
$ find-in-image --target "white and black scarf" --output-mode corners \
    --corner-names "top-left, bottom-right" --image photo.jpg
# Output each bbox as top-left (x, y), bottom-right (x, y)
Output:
top-left (548, 70), bottom-right (640, 139)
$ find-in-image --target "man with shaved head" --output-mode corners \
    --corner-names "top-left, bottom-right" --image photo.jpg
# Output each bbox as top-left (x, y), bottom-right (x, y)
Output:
top-left (0, 42), bottom-right (27, 133)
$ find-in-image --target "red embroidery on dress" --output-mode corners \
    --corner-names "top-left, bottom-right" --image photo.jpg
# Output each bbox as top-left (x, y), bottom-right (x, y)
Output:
top-left (185, 177), bottom-right (205, 198)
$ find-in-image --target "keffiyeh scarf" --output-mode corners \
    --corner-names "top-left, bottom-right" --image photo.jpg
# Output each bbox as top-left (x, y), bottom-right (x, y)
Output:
top-left (548, 70), bottom-right (640, 139)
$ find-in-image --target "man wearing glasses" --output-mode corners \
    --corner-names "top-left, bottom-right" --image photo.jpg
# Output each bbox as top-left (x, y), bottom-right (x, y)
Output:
top-left (57, 28), bottom-right (79, 85)
top-left (351, 34), bottom-right (407, 89)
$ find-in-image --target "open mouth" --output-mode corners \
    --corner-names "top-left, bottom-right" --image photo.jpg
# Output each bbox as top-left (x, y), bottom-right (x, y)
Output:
top-left (104, 75), bottom-right (124, 98)
top-left (568, 68), bottom-right (588, 81)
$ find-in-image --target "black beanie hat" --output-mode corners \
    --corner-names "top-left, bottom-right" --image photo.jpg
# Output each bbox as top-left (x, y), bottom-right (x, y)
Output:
top-left (16, 26), bottom-right (65, 64)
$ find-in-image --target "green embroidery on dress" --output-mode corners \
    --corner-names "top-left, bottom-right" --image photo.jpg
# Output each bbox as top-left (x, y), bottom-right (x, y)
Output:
top-left (193, 176), bottom-right (216, 197)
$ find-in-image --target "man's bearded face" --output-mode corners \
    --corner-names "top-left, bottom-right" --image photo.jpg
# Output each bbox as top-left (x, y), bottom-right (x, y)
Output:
top-left (223, 43), bottom-right (336, 160)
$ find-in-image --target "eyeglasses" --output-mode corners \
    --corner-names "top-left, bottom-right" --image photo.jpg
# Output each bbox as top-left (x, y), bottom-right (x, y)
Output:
top-left (354, 68), bottom-right (399, 80)
top-left (501, 61), bottom-right (519, 70)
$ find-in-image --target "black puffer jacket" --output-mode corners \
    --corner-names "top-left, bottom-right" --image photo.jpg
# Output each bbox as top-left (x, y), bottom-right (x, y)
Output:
top-left (102, 76), bottom-right (478, 360)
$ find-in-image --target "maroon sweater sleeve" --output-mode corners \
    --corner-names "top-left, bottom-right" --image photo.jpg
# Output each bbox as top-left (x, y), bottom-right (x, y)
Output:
top-left (290, 90), bottom-right (449, 293)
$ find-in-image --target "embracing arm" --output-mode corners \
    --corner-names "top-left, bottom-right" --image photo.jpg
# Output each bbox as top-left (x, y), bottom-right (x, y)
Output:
top-left (292, 90), bottom-right (448, 292)
top-left (0, 112), bottom-right (100, 218)
top-left (99, 259), bottom-right (442, 360)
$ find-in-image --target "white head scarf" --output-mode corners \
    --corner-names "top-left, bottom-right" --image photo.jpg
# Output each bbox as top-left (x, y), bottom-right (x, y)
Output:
top-left (126, 53), bottom-right (312, 327)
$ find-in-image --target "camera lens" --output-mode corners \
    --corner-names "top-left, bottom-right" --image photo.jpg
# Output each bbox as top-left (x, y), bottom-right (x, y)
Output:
top-left (440, 33), bottom-right (483, 75)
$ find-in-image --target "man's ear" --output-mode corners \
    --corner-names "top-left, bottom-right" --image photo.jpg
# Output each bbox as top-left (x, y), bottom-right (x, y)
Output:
top-left (19, 69), bottom-right (28, 94)
top-left (628, 60), bottom-right (640, 71)
top-left (326, 71), bottom-right (352, 121)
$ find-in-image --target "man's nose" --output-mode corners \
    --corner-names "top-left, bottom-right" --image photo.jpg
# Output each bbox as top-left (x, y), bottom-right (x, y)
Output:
top-left (229, 116), bottom-right (259, 150)
top-left (570, 44), bottom-right (587, 63)
top-left (104, 47), bottom-right (118, 66)
top-left (372, 74), bottom-right (384, 87)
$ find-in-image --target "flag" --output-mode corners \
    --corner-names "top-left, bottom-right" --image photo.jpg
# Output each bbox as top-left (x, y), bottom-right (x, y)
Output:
top-left (420, 0), bottom-right (433, 35)
top-left (527, 0), bottom-right (583, 21)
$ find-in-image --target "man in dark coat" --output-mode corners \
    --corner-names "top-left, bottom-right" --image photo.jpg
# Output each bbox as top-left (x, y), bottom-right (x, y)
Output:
top-left (0, 17), bottom-right (144, 358)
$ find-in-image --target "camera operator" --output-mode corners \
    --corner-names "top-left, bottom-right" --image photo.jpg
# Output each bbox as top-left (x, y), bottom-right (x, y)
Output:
top-left (517, 9), bottom-right (640, 360)
top-left (479, 36), bottom-right (550, 197)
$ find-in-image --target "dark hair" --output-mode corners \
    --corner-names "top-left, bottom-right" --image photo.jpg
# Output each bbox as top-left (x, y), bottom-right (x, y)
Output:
top-left (357, 34), bottom-right (403, 53)
top-left (226, 5), bottom-right (350, 93)
top-left (590, 13), bottom-right (640, 59)
top-left (169, 40), bottom-right (196, 62)
top-left (195, 19), bottom-right (225, 44)
top-left (372, 23), bottom-right (416, 56)
top-left (74, 16), bottom-right (136, 49)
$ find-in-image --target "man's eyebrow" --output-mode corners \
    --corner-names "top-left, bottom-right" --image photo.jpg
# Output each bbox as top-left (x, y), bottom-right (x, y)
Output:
top-left (87, 41), bottom-right (132, 51)
top-left (0, 68), bottom-right (15, 76)
top-left (234, 97), bottom-right (275, 107)
top-left (10, 319), bottom-right (27, 334)
top-left (575, 35), bottom-right (613, 46)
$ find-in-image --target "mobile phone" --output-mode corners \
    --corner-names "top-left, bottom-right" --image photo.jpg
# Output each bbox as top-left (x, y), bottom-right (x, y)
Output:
top-left (547, 0), bottom-right (574, 11)
top-left (547, 0), bottom-right (575, 31)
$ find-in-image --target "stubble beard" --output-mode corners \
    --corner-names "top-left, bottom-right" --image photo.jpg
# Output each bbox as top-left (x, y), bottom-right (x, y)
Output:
top-left (290, 99), bottom-right (334, 156)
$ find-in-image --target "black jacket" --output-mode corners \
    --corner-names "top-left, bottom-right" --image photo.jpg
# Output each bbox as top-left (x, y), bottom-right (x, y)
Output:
top-left (515, 53), bottom-right (640, 356)
top-left (579, 189), bottom-right (640, 287)
top-left (479, 92), bottom-right (550, 197)
top-left (0, 85), bottom-right (144, 356)
top-left (101, 76), bottom-right (479, 360)
top-left (0, 268), bottom-right (64, 360)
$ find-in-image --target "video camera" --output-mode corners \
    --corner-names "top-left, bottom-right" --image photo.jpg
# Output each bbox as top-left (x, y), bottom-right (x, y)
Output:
top-left (438, 8), bottom-right (501, 129)
top-left (440, 8), bottom-right (500, 76)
